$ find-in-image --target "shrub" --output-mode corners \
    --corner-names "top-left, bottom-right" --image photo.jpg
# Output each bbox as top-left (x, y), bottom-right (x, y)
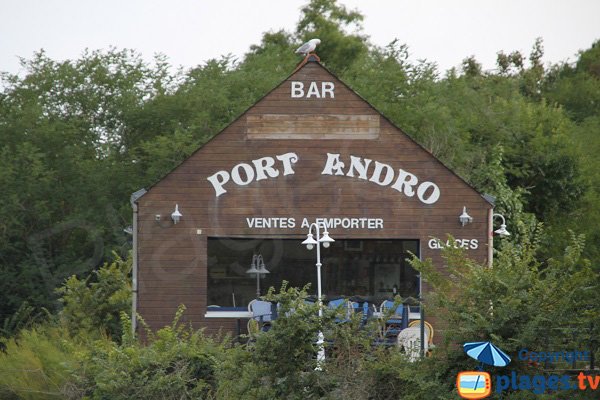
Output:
top-left (0, 324), bottom-right (83, 399)
top-left (56, 253), bottom-right (131, 340)
top-left (70, 308), bottom-right (223, 399)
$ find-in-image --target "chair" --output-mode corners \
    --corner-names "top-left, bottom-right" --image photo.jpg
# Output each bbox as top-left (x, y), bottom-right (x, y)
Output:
top-left (380, 300), bottom-right (407, 326)
top-left (248, 300), bottom-right (276, 333)
top-left (350, 300), bottom-right (376, 326)
top-left (378, 300), bottom-right (408, 342)
top-left (327, 298), bottom-right (351, 323)
top-left (327, 298), bottom-right (346, 309)
top-left (408, 320), bottom-right (434, 347)
top-left (397, 326), bottom-right (429, 361)
top-left (390, 320), bottom-right (434, 360)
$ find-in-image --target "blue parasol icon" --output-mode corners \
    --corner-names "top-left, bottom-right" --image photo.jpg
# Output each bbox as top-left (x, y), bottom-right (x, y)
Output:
top-left (463, 341), bottom-right (511, 368)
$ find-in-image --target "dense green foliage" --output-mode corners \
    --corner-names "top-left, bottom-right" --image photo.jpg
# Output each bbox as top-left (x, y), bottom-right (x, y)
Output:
top-left (0, 246), bottom-right (597, 398)
top-left (0, 0), bottom-right (599, 397)
top-left (412, 231), bottom-right (598, 375)
top-left (55, 254), bottom-right (131, 340)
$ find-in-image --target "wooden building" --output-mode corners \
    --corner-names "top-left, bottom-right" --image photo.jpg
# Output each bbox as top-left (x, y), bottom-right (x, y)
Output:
top-left (132, 55), bottom-right (494, 337)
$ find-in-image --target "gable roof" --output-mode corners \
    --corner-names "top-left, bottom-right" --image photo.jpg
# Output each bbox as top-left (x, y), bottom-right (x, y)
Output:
top-left (137, 55), bottom-right (492, 206)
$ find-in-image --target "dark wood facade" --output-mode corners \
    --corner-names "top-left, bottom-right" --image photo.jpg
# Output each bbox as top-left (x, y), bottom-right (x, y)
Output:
top-left (135, 57), bottom-right (493, 336)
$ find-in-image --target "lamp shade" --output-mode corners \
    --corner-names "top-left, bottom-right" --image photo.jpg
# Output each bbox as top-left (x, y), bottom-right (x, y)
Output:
top-left (246, 265), bottom-right (259, 274)
top-left (459, 206), bottom-right (473, 226)
top-left (257, 261), bottom-right (270, 274)
top-left (246, 254), bottom-right (259, 274)
top-left (494, 224), bottom-right (510, 237)
top-left (319, 230), bottom-right (335, 248)
top-left (302, 233), bottom-right (318, 250)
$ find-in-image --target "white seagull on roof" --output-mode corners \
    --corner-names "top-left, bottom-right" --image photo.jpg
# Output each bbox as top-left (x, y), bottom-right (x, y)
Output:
top-left (295, 38), bottom-right (321, 55)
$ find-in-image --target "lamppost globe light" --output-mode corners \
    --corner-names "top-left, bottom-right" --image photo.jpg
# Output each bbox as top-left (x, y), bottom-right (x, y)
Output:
top-left (246, 265), bottom-right (259, 274)
top-left (257, 256), bottom-right (270, 274)
top-left (319, 230), bottom-right (335, 248)
top-left (302, 233), bottom-right (318, 250)
top-left (494, 224), bottom-right (510, 237)
top-left (492, 213), bottom-right (510, 237)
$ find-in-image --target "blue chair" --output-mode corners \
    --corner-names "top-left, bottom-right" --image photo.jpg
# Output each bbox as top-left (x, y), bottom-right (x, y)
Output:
top-left (248, 300), bottom-right (276, 332)
top-left (327, 298), bottom-right (346, 309)
top-left (350, 300), bottom-right (375, 326)
top-left (380, 300), bottom-right (408, 339)
top-left (380, 300), bottom-right (405, 323)
top-left (327, 298), bottom-right (351, 323)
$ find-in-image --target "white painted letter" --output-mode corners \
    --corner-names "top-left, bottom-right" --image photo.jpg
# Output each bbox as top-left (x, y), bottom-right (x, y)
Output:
top-left (276, 152), bottom-right (299, 175)
top-left (291, 81), bottom-right (304, 98)
top-left (207, 170), bottom-right (230, 197)
top-left (321, 82), bottom-right (335, 98)
top-left (391, 169), bottom-right (418, 197)
top-left (306, 82), bottom-right (321, 98)
top-left (428, 238), bottom-right (440, 249)
top-left (252, 156), bottom-right (279, 181)
top-left (322, 153), bottom-right (346, 176)
top-left (369, 161), bottom-right (395, 186)
top-left (347, 156), bottom-right (372, 180)
top-left (417, 182), bottom-right (440, 204)
top-left (231, 163), bottom-right (255, 185)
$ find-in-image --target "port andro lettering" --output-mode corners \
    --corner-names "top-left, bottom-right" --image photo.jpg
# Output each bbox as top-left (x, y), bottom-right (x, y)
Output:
top-left (206, 152), bottom-right (441, 206)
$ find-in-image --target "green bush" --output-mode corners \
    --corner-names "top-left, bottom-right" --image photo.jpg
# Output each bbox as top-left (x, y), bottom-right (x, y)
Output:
top-left (56, 253), bottom-right (131, 340)
top-left (70, 308), bottom-right (223, 399)
top-left (0, 324), bottom-right (83, 399)
top-left (1, 234), bottom-right (597, 399)
top-left (216, 284), bottom-right (450, 400)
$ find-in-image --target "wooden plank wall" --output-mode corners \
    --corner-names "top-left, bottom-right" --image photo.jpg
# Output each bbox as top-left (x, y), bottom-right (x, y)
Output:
top-left (136, 60), bottom-right (492, 338)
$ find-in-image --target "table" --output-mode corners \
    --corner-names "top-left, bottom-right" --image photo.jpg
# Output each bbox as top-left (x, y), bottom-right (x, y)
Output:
top-left (205, 309), bottom-right (420, 320)
top-left (373, 311), bottom-right (421, 320)
top-left (205, 306), bottom-right (251, 318)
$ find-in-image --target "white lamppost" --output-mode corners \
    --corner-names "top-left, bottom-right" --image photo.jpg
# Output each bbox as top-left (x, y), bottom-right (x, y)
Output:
top-left (246, 254), bottom-right (270, 298)
top-left (302, 222), bottom-right (334, 369)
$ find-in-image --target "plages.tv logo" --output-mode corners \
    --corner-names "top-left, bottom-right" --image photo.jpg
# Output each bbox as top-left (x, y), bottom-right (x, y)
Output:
top-left (457, 371), bottom-right (492, 399)
top-left (456, 341), bottom-right (511, 399)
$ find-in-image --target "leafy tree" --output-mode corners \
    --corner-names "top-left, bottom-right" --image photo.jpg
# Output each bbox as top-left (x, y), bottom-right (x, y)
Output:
top-left (0, 49), bottom-right (165, 326)
top-left (539, 40), bottom-right (600, 263)
top-left (543, 40), bottom-right (600, 122)
top-left (55, 254), bottom-right (131, 340)
top-left (296, 0), bottom-right (369, 73)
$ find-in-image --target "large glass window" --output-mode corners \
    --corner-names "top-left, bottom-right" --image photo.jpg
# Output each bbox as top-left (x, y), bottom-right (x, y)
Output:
top-left (207, 238), bottom-right (419, 307)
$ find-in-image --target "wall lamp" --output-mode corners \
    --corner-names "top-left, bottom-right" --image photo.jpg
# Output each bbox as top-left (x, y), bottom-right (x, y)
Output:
top-left (459, 206), bottom-right (473, 226)
top-left (492, 213), bottom-right (510, 237)
top-left (171, 204), bottom-right (182, 224)
top-left (154, 204), bottom-right (183, 226)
